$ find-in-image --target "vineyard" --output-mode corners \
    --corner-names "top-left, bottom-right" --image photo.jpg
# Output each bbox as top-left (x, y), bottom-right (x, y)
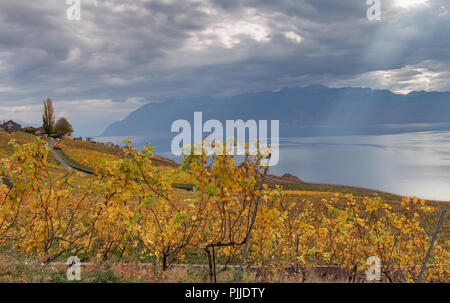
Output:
top-left (0, 137), bottom-right (448, 282)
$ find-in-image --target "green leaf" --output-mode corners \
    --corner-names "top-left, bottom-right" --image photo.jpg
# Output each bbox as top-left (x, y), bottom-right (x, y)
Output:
top-left (143, 196), bottom-right (155, 206)
top-left (204, 184), bottom-right (218, 196)
top-left (175, 212), bottom-right (188, 224)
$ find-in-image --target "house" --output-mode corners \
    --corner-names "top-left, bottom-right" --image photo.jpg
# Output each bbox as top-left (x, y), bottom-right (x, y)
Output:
top-left (21, 126), bottom-right (37, 134)
top-left (34, 127), bottom-right (46, 138)
top-left (0, 120), bottom-right (22, 133)
top-left (62, 132), bottom-right (73, 140)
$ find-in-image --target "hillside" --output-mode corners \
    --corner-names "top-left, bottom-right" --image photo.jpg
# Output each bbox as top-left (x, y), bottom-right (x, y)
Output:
top-left (2, 131), bottom-right (449, 205)
top-left (50, 139), bottom-right (397, 200)
top-left (0, 128), bottom-right (450, 279)
top-left (47, 138), bottom-right (450, 208)
top-left (0, 131), bottom-right (35, 157)
top-left (54, 139), bottom-right (179, 172)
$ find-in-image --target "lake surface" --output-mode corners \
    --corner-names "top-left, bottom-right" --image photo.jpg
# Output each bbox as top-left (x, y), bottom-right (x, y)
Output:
top-left (95, 131), bottom-right (450, 201)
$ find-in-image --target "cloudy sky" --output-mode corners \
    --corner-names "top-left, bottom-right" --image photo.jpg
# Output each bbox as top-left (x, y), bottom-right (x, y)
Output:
top-left (0, 0), bottom-right (449, 136)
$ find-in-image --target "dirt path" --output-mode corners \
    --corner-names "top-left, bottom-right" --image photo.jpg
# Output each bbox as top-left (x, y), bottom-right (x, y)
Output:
top-left (48, 142), bottom-right (71, 172)
top-left (47, 140), bottom-right (91, 175)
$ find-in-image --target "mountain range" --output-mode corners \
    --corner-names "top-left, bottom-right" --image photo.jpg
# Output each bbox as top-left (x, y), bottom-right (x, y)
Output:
top-left (102, 85), bottom-right (450, 141)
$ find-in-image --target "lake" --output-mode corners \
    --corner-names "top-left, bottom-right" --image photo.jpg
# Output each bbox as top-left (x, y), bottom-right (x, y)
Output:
top-left (95, 130), bottom-right (450, 201)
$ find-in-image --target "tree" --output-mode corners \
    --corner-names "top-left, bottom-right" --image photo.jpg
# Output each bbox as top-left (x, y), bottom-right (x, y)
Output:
top-left (54, 117), bottom-right (73, 137)
top-left (42, 98), bottom-right (55, 135)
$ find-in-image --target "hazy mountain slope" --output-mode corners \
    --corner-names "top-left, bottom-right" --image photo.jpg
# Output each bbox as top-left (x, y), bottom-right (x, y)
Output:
top-left (102, 86), bottom-right (450, 138)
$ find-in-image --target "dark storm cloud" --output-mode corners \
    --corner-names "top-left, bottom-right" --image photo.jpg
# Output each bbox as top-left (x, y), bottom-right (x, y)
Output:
top-left (0, 0), bottom-right (449, 135)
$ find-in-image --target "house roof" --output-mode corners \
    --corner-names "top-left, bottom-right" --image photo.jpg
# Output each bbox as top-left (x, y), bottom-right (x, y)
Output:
top-left (34, 127), bottom-right (45, 133)
top-left (2, 120), bottom-right (21, 125)
top-left (1, 120), bottom-right (21, 128)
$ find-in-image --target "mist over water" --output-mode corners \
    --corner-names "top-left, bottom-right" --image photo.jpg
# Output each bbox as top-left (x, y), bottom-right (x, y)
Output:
top-left (96, 130), bottom-right (450, 201)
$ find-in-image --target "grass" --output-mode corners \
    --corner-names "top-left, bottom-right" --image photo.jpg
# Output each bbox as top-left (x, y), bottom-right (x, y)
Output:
top-left (0, 253), bottom-right (134, 283)
top-left (0, 252), bottom-right (383, 283)
top-left (56, 139), bottom-right (124, 157)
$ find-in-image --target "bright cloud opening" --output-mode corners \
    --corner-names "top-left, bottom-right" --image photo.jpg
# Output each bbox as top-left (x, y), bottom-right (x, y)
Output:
top-left (201, 21), bottom-right (271, 48)
top-left (394, 0), bottom-right (429, 8)
top-left (284, 31), bottom-right (302, 44)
